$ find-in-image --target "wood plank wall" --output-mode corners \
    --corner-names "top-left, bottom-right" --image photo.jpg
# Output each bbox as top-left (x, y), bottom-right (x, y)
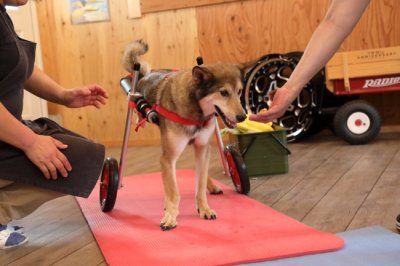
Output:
top-left (36, 0), bottom-right (400, 147)
top-left (36, 0), bottom-right (199, 146)
top-left (141, 0), bottom-right (243, 13)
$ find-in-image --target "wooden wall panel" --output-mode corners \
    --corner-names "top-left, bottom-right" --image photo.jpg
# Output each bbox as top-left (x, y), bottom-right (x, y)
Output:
top-left (196, 0), bottom-right (329, 63)
top-left (36, 0), bottom-right (400, 147)
top-left (141, 0), bottom-right (245, 13)
top-left (196, 0), bottom-right (400, 64)
top-left (36, 0), bottom-right (199, 146)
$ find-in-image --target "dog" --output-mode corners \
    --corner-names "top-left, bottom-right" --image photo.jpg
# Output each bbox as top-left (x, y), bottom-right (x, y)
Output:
top-left (122, 39), bottom-right (251, 230)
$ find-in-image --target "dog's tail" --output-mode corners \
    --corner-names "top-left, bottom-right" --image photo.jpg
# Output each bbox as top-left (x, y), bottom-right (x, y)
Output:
top-left (121, 39), bottom-right (151, 75)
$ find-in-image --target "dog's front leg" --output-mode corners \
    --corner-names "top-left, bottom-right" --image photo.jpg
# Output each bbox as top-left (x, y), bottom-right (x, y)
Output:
top-left (193, 139), bottom-right (217, 220)
top-left (159, 132), bottom-right (188, 231)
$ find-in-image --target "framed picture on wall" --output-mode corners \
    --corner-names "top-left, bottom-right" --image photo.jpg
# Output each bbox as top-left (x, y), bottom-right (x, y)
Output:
top-left (70, 0), bottom-right (110, 25)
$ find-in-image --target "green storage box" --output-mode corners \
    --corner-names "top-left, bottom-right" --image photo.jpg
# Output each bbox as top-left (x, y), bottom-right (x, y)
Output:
top-left (228, 125), bottom-right (290, 177)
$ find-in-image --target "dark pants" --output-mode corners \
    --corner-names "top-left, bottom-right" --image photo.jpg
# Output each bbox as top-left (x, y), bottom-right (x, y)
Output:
top-left (0, 118), bottom-right (105, 198)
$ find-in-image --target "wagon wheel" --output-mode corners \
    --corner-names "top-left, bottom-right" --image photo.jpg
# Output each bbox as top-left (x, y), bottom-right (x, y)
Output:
top-left (333, 100), bottom-right (381, 145)
top-left (243, 55), bottom-right (321, 142)
top-left (99, 157), bottom-right (120, 212)
top-left (224, 144), bottom-right (250, 195)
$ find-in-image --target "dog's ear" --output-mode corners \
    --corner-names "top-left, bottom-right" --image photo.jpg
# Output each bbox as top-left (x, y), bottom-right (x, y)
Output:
top-left (237, 58), bottom-right (259, 76)
top-left (192, 66), bottom-right (214, 85)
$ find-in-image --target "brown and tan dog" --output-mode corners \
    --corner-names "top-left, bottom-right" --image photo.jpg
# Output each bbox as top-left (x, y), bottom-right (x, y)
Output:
top-left (122, 40), bottom-right (249, 230)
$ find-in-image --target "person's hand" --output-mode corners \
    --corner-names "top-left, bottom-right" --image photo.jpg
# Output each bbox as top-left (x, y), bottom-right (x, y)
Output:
top-left (249, 86), bottom-right (298, 123)
top-left (23, 135), bottom-right (72, 180)
top-left (63, 84), bottom-right (109, 108)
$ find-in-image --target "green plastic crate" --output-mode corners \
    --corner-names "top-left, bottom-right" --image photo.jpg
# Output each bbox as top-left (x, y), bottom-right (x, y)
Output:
top-left (228, 125), bottom-right (290, 177)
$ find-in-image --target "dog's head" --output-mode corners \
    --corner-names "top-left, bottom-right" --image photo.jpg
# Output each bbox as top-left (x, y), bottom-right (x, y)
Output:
top-left (193, 63), bottom-right (247, 129)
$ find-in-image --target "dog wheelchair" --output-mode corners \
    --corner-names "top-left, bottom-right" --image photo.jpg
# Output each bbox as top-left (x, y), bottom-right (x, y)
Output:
top-left (99, 57), bottom-right (250, 212)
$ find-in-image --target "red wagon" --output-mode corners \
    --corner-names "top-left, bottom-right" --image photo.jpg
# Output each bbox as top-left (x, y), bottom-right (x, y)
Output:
top-left (325, 46), bottom-right (400, 144)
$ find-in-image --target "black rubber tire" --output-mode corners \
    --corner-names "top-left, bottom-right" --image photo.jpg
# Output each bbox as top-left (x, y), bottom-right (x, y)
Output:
top-left (283, 52), bottom-right (330, 140)
top-left (224, 145), bottom-right (250, 195)
top-left (242, 53), bottom-right (326, 142)
top-left (99, 157), bottom-right (120, 212)
top-left (333, 100), bottom-right (381, 145)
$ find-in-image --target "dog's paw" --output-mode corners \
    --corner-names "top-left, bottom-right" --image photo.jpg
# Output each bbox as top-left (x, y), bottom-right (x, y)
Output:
top-left (160, 222), bottom-right (177, 231)
top-left (207, 183), bottom-right (223, 195)
top-left (197, 208), bottom-right (217, 220)
top-left (160, 211), bottom-right (178, 231)
top-left (209, 187), bottom-right (223, 195)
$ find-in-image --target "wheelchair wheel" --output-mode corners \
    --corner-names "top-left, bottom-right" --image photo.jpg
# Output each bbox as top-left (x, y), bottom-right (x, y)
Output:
top-left (100, 157), bottom-right (119, 212)
top-left (224, 144), bottom-right (250, 195)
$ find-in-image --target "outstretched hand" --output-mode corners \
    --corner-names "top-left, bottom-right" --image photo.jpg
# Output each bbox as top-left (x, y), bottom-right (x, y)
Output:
top-left (63, 84), bottom-right (109, 108)
top-left (249, 86), bottom-right (298, 123)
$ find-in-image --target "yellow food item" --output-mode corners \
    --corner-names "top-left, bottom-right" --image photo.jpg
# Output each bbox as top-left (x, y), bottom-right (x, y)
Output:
top-left (235, 115), bottom-right (274, 133)
top-left (236, 121), bottom-right (259, 133)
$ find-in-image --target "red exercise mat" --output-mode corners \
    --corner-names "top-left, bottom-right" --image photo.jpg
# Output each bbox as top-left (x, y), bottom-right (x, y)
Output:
top-left (77, 169), bottom-right (343, 266)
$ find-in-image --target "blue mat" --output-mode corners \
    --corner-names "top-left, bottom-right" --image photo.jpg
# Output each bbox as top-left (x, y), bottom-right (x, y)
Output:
top-left (247, 226), bottom-right (400, 266)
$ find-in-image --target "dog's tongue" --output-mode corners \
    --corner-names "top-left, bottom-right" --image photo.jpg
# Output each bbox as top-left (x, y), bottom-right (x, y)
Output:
top-left (225, 117), bottom-right (237, 129)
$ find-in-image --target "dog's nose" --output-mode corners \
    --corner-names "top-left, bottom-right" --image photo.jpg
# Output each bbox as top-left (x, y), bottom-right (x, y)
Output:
top-left (236, 114), bottom-right (247, 122)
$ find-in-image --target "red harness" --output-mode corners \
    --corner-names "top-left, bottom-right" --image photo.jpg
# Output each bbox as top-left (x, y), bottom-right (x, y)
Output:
top-left (130, 102), bottom-right (214, 131)
top-left (153, 104), bottom-right (214, 127)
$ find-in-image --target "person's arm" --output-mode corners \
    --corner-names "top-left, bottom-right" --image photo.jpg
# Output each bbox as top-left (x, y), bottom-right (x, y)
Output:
top-left (24, 65), bottom-right (109, 108)
top-left (0, 102), bottom-right (71, 179)
top-left (250, 0), bottom-right (370, 122)
top-left (1, 66), bottom-right (108, 179)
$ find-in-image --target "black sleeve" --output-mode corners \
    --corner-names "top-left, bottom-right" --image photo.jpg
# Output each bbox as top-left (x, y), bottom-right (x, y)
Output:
top-left (0, 7), bottom-right (19, 84)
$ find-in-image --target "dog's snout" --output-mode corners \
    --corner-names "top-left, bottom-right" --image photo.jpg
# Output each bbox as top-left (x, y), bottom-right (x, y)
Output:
top-left (236, 114), bottom-right (247, 122)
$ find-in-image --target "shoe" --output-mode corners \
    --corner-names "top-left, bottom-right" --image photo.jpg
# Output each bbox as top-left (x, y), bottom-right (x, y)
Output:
top-left (1, 224), bottom-right (24, 233)
top-left (0, 224), bottom-right (28, 249)
top-left (396, 214), bottom-right (400, 233)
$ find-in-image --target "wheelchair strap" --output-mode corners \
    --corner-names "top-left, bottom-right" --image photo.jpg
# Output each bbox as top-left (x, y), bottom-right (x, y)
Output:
top-left (152, 104), bottom-right (214, 127)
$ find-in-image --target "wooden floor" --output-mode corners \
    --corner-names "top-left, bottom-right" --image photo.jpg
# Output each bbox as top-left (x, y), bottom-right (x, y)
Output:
top-left (2, 126), bottom-right (400, 265)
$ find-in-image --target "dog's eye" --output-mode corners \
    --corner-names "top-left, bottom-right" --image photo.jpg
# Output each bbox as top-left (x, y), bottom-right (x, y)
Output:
top-left (220, 90), bottom-right (230, 97)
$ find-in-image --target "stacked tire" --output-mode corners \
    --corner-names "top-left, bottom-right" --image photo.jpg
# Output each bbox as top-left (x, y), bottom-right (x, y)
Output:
top-left (242, 52), bottom-right (328, 142)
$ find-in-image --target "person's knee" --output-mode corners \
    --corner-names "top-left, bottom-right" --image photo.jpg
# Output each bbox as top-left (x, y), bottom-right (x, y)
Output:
top-left (53, 134), bottom-right (105, 169)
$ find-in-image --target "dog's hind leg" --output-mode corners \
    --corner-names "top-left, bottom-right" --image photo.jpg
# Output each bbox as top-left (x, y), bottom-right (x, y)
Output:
top-left (193, 139), bottom-right (217, 220)
top-left (159, 132), bottom-right (188, 231)
top-left (207, 176), bottom-right (223, 195)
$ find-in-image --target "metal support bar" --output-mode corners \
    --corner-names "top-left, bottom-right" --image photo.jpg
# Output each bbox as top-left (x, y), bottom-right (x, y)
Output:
top-left (117, 107), bottom-right (134, 189)
top-left (214, 119), bottom-right (230, 177)
top-left (118, 64), bottom-right (141, 188)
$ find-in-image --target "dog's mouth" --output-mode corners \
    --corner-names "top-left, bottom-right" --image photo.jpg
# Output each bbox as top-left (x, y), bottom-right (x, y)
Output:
top-left (214, 105), bottom-right (237, 129)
